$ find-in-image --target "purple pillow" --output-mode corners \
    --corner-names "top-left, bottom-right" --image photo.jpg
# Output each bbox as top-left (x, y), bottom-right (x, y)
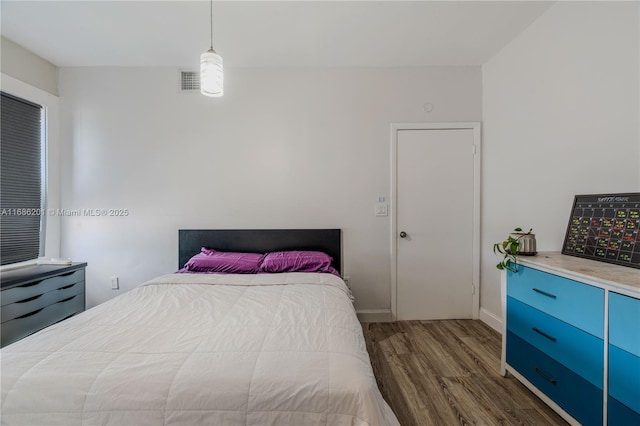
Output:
top-left (260, 251), bottom-right (333, 274)
top-left (182, 248), bottom-right (264, 273)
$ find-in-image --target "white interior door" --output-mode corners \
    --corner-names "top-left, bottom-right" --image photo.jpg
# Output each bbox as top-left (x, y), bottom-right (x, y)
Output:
top-left (395, 127), bottom-right (477, 320)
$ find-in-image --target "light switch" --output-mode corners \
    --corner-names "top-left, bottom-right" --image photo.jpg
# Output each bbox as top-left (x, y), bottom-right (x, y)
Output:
top-left (375, 203), bottom-right (388, 217)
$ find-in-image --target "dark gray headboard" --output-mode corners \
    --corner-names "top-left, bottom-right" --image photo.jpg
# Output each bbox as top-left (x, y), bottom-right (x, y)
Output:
top-left (178, 229), bottom-right (342, 274)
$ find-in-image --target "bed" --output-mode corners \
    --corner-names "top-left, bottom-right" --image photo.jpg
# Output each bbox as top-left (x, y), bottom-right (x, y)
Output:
top-left (1, 229), bottom-right (399, 425)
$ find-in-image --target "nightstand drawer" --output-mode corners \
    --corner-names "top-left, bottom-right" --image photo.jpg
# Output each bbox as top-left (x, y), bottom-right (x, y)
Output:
top-left (609, 292), bottom-right (640, 357)
top-left (608, 396), bottom-right (640, 425)
top-left (1, 270), bottom-right (84, 306)
top-left (1, 281), bottom-right (84, 323)
top-left (507, 266), bottom-right (604, 338)
top-left (609, 344), bottom-right (640, 414)
top-left (0, 293), bottom-right (84, 347)
top-left (507, 331), bottom-right (602, 426)
top-left (506, 297), bottom-right (603, 388)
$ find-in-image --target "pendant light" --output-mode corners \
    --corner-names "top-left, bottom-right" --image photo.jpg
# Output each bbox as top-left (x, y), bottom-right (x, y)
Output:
top-left (200, 0), bottom-right (223, 97)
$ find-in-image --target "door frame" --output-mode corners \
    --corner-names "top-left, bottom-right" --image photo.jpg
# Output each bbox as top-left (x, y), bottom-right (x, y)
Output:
top-left (390, 122), bottom-right (481, 320)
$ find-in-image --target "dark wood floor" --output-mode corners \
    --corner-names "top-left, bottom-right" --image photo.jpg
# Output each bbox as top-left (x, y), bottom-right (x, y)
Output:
top-left (362, 320), bottom-right (568, 426)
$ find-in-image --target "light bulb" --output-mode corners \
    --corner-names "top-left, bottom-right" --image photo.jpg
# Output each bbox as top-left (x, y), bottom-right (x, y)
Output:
top-left (200, 49), bottom-right (223, 97)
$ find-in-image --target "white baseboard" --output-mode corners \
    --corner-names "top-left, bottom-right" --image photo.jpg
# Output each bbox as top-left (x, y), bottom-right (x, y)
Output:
top-left (357, 309), bottom-right (393, 323)
top-left (479, 307), bottom-right (502, 333)
top-left (357, 307), bottom-right (502, 327)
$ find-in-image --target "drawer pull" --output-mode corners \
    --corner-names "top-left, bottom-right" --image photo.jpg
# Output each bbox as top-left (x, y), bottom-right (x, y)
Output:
top-left (16, 307), bottom-right (44, 319)
top-left (532, 327), bottom-right (557, 342)
top-left (61, 313), bottom-right (76, 322)
top-left (58, 283), bottom-right (76, 290)
top-left (533, 367), bottom-right (557, 384)
top-left (17, 280), bottom-right (44, 288)
top-left (59, 271), bottom-right (76, 277)
top-left (16, 294), bottom-right (43, 304)
top-left (56, 295), bottom-right (77, 304)
top-left (532, 288), bottom-right (557, 299)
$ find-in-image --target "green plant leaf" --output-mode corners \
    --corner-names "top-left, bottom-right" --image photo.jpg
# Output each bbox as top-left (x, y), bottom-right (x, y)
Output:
top-left (494, 227), bottom-right (533, 271)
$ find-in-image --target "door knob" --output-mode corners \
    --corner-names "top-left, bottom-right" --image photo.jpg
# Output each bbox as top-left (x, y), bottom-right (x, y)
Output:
top-left (399, 231), bottom-right (407, 238)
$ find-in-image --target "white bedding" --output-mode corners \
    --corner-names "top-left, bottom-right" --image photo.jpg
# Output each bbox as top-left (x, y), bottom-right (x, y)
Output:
top-left (1, 272), bottom-right (399, 426)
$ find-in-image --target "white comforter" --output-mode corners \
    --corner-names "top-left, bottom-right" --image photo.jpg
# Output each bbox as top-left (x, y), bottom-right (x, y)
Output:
top-left (1, 272), bottom-right (399, 426)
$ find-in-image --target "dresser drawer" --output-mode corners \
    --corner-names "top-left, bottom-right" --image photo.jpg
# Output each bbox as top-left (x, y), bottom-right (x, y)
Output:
top-left (507, 297), bottom-right (603, 388)
top-left (507, 266), bottom-right (604, 338)
top-left (609, 344), bottom-right (640, 414)
top-left (506, 331), bottom-right (603, 426)
top-left (0, 293), bottom-right (84, 347)
top-left (608, 395), bottom-right (640, 425)
top-left (609, 292), bottom-right (640, 357)
top-left (1, 270), bottom-right (84, 306)
top-left (1, 281), bottom-right (84, 323)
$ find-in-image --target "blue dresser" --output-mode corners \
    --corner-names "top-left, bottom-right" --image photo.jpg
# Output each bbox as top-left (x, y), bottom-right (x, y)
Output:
top-left (608, 292), bottom-right (640, 425)
top-left (1, 263), bottom-right (87, 348)
top-left (502, 253), bottom-right (640, 426)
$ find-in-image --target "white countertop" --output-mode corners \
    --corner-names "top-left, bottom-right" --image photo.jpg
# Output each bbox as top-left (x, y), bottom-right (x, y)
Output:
top-left (517, 252), bottom-right (640, 296)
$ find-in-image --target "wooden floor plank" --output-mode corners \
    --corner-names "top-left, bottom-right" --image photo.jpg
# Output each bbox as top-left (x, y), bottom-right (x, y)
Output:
top-left (362, 319), bottom-right (568, 426)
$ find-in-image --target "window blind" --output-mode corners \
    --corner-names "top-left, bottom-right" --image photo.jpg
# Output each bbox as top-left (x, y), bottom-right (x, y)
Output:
top-left (1, 92), bottom-right (44, 265)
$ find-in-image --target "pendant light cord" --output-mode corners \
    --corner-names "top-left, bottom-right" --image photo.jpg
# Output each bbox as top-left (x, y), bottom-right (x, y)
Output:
top-left (209, 0), bottom-right (213, 50)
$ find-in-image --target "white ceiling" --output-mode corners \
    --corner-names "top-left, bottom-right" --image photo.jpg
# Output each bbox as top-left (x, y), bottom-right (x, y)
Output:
top-left (1, 1), bottom-right (554, 68)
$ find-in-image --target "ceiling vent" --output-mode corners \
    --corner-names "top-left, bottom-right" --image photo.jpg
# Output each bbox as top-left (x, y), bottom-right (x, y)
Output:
top-left (180, 71), bottom-right (200, 91)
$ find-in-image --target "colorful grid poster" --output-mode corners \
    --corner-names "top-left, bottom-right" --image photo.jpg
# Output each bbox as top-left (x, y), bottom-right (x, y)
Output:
top-left (562, 193), bottom-right (640, 269)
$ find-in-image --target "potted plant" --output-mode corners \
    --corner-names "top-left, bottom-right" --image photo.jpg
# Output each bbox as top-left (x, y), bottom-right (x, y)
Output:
top-left (493, 227), bottom-right (536, 272)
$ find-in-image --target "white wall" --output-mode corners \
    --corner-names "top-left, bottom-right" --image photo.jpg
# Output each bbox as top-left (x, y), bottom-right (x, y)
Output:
top-left (1, 37), bottom-right (58, 96)
top-left (58, 66), bottom-right (482, 310)
top-left (481, 1), bottom-right (639, 326)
